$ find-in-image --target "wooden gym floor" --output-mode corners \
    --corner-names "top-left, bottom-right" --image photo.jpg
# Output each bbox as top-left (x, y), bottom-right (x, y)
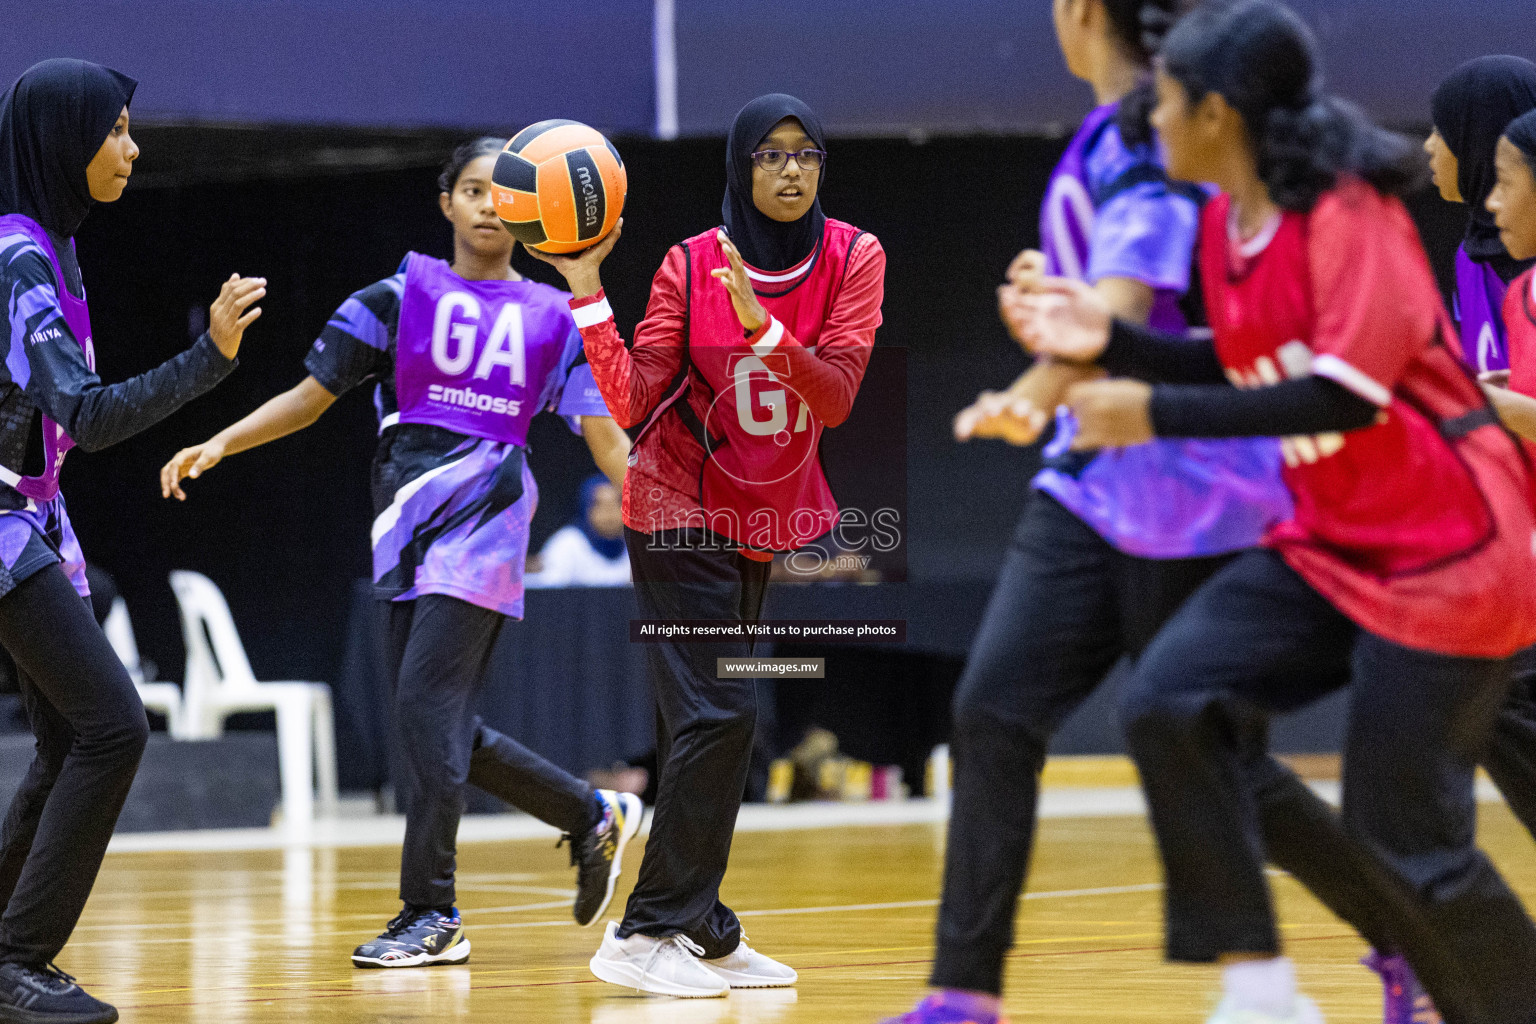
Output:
top-left (60, 767), bottom-right (1536, 1023)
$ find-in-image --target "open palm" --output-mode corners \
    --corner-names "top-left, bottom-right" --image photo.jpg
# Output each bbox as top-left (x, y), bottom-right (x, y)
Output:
top-left (998, 277), bottom-right (1113, 363)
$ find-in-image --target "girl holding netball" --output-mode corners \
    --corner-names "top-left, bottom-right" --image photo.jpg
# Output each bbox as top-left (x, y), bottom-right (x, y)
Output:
top-left (882, 1), bottom-right (1422, 1021)
top-left (530, 93), bottom-right (884, 998)
top-left (161, 137), bottom-right (642, 969)
top-left (1012, 2), bottom-right (1536, 1019)
top-left (0, 60), bottom-right (261, 1024)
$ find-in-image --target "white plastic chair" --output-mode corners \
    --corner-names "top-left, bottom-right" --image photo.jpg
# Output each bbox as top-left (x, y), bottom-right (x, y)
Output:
top-left (168, 570), bottom-right (339, 824)
top-left (102, 596), bottom-right (186, 738)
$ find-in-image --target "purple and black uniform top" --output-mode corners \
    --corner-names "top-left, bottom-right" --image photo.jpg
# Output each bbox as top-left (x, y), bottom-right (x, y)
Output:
top-left (1032, 102), bottom-right (1292, 559)
top-left (1451, 244), bottom-right (1527, 374)
top-left (0, 213), bottom-right (233, 598)
top-left (304, 253), bottom-right (610, 619)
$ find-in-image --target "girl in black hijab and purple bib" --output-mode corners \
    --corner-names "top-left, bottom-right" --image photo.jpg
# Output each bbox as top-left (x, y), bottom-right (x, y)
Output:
top-left (1426, 56), bottom-right (1536, 374)
top-left (0, 59), bottom-right (261, 1023)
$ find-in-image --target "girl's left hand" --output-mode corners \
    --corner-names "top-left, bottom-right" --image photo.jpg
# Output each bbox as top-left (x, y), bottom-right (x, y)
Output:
top-left (712, 230), bottom-right (768, 333)
top-left (1064, 379), bottom-right (1155, 449)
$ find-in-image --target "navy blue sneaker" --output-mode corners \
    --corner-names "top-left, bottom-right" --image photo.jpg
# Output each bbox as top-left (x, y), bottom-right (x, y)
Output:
top-left (564, 789), bottom-right (643, 927)
top-left (0, 961), bottom-right (117, 1023)
top-left (351, 906), bottom-right (470, 968)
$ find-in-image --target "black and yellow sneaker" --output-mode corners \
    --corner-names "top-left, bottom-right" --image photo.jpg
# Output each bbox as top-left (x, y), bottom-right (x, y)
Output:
top-left (0, 961), bottom-right (117, 1023)
top-left (564, 789), bottom-right (643, 927)
top-left (351, 906), bottom-right (470, 968)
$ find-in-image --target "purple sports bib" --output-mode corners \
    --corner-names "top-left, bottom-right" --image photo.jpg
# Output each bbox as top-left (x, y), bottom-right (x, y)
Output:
top-left (1452, 244), bottom-right (1511, 374)
top-left (0, 214), bottom-right (95, 502)
top-left (394, 253), bottom-right (571, 447)
top-left (1032, 104), bottom-right (1291, 559)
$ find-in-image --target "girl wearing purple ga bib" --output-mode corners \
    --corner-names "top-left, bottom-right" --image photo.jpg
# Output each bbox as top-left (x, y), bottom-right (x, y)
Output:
top-left (1427, 56), bottom-right (1536, 375)
top-left (0, 61), bottom-right (259, 1023)
top-left (162, 139), bottom-right (642, 970)
top-left (885, 3), bottom-right (1410, 1023)
top-left (1425, 54), bottom-right (1536, 906)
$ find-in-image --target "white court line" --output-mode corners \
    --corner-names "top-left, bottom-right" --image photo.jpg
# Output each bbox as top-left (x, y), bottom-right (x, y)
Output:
top-left (104, 792), bottom-right (1111, 855)
top-left (105, 780), bottom-right (1507, 856)
top-left (735, 882), bottom-right (1166, 919)
top-left (386, 882), bottom-right (1177, 935)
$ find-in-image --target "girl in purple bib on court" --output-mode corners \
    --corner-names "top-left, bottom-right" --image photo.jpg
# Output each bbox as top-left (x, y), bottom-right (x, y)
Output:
top-left (885, 1), bottom-right (1442, 1021)
top-left (0, 59), bottom-right (261, 1024)
top-left (1426, 56), bottom-right (1536, 376)
top-left (161, 137), bottom-right (642, 971)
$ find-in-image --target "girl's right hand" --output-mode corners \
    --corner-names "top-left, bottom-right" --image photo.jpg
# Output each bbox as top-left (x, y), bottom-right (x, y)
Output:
top-left (208, 274), bottom-right (266, 360)
top-left (523, 218), bottom-right (623, 299)
top-left (161, 439), bottom-right (227, 500)
top-left (998, 277), bottom-right (1113, 363)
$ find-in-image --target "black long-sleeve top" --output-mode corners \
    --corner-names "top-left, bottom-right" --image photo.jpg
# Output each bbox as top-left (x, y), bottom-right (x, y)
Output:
top-left (0, 235), bottom-right (234, 504)
top-left (1099, 319), bottom-right (1379, 437)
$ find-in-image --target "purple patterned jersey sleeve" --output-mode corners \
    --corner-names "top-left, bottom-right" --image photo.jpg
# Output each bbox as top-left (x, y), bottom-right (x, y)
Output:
top-left (1082, 126), bottom-right (1200, 291)
top-left (542, 309), bottom-right (611, 433)
top-left (554, 362), bottom-right (611, 431)
top-left (304, 274), bottom-right (401, 397)
top-left (1087, 182), bottom-right (1199, 292)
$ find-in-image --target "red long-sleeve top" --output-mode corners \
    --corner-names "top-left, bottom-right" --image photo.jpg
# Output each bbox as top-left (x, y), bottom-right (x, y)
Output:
top-left (570, 233), bottom-right (886, 550)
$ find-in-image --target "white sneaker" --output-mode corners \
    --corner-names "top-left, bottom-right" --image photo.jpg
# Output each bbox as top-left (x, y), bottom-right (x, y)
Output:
top-left (589, 921), bottom-right (729, 998)
top-left (1207, 994), bottom-right (1325, 1024)
top-left (701, 934), bottom-right (798, 988)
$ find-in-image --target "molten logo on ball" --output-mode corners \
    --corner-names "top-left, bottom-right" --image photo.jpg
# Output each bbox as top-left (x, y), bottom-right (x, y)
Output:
top-left (491, 120), bottom-right (626, 254)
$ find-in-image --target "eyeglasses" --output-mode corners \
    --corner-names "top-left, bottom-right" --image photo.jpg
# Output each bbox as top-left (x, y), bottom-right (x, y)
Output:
top-left (750, 148), bottom-right (826, 173)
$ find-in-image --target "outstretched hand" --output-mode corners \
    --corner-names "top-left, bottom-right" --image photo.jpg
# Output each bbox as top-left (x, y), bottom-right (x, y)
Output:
top-left (523, 218), bottom-right (623, 299)
top-left (160, 439), bottom-right (227, 501)
top-left (209, 274), bottom-right (266, 359)
top-left (711, 230), bottom-right (768, 333)
top-left (998, 276), bottom-right (1113, 363)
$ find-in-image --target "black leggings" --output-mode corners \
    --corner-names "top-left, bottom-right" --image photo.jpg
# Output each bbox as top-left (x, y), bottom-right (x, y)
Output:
top-left (616, 527), bottom-right (772, 959)
top-left (384, 594), bottom-right (598, 909)
top-left (1123, 549), bottom-right (1536, 1024)
top-left (0, 564), bottom-right (149, 964)
top-left (1484, 649), bottom-right (1536, 840)
top-left (931, 495), bottom-right (1396, 994)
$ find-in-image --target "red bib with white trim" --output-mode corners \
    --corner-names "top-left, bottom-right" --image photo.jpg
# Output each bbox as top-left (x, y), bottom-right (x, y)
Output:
top-left (1202, 204), bottom-right (1492, 576)
top-left (671, 219), bottom-right (863, 552)
top-left (1200, 191), bottom-right (1536, 657)
top-left (1506, 268), bottom-right (1536, 399)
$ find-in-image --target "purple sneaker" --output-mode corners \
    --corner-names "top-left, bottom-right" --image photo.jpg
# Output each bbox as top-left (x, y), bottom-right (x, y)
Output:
top-left (1361, 951), bottom-right (1441, 1024)
top-left (878, 991), bottom-right (1008, 1024)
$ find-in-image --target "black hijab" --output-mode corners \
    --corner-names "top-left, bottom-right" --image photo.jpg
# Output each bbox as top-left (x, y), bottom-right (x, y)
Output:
top-left (1509, 109), bottom-right (1536, 167)
top-left (721, 94), bottom-right (827, 272)
top-left (0, 58), bottom-right (137, 241)
top-left (1431, 55), bottom-right (1536, 282)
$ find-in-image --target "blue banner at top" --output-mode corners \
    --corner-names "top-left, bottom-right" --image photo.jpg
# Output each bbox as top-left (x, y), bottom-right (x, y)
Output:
top-left (4, 0), bottom-right (1532, 136)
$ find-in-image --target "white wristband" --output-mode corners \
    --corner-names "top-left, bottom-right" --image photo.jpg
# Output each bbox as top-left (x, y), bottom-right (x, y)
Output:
top-left (751, 317), bottom-right (785, 356)
top-left (572, 297), bottom-right (614, 329)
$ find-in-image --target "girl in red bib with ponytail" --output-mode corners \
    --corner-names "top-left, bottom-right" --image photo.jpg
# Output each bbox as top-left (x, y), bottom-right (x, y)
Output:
top-left (1013, 3), bottom-right (1536, 1019)
top-left (531, 93), bottom-right (885, 998)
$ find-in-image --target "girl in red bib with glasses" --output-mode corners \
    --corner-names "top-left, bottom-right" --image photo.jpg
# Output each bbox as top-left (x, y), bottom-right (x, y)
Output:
top-left (531, 93), bottom-right (885, 998)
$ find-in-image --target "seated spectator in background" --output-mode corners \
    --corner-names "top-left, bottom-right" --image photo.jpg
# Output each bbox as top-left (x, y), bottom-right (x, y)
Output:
top-left (525, 475), bottom-right (630, 587)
